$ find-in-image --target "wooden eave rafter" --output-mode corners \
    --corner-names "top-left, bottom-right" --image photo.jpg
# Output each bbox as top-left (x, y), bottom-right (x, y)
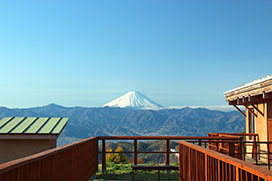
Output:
top-left (228, 93), bottom-right (272, 106)
top-left (233, 105), bottom-right (246, 118)
top-left (244, 104), bottom-right (258, 118)
top-left (225, 77), bottom-right (272, 118)
top-left (251, 104), bottom-right (264, 117)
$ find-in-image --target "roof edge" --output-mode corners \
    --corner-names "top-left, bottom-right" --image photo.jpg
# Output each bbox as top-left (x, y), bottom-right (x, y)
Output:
top-left (224, 74), bottom-right (272, 96)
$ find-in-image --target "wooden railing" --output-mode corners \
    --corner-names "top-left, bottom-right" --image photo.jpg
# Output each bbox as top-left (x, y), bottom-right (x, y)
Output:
top-left (178, 140), bottom-right (272, 181)
top-left (98, 136), bottom-right (242, 172)
top-left (0, 137), bottom-right (98, 181)
top-left (209, 133), bottom-right (259, 160)
top-left (208, 133), bottom-right (272, 169)
top-left (1, 135), bottom-right (271, 181)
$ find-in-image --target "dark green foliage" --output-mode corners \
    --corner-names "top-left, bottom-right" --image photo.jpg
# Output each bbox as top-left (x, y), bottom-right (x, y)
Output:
top-left (92, 163), bottom-right (179, 180)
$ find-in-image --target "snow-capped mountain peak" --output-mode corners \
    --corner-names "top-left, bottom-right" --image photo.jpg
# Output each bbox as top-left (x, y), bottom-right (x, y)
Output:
top-left (102, 91), bottom-right (163, 110)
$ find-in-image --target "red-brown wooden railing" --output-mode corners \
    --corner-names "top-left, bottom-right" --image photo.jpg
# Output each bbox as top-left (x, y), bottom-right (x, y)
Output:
top-left (98, 136), bottom-right (242, 172)
top-left (209, 133), bottom-right (259, 160)
top-left (2, 135), bottom-right (271, 180)
top-left (208, 133), bottom-right (272, 169)
top-left (0, 137), bottom-right (98, 181)
top-left (178, 140), bottom-right (272, 181)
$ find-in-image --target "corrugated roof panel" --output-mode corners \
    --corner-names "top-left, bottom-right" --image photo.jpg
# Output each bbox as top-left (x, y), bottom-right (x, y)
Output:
top-left (0, 117), bottom-right (13, 128)
top-left (0, 117), bottom-right (25, 133)
top-left (0, 117), bottom-right (68, 135)
top-left (51, 118), bottom-right (68, 134)
top-left (25, 117), bottom-right (49, 134)
top-left (11, 117), bottom-right (37, 134)
top-left (39, 117), bottom-right (61, 134)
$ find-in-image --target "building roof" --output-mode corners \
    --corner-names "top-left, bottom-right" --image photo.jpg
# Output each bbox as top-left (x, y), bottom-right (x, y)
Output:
top-left (224, 74), bottom-right (272, 105)
top-left (0, 117), bottom-right (68, 135)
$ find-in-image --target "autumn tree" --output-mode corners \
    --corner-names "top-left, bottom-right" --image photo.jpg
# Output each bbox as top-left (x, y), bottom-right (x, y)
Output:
top-left (106, 145), bottom-right (128, 164)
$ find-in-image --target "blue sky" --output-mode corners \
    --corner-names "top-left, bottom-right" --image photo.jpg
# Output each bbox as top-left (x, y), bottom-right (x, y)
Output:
top-left (0, 0), bottom-right (271, 108)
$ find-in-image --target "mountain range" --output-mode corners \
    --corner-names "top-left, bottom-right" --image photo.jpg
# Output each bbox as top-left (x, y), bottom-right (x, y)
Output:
top-left (0, 91), bottom-right (245, 146)
top-left (0, 103), bottom-right (245, 146)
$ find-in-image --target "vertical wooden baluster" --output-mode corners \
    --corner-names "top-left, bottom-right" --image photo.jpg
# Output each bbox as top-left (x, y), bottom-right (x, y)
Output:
top-left (254, 136), bottom-right (258, 164)
top-left (199, 139), bottom-right (202, 146)
top-left (166, 139), bottom-right (169, 166)
top-left (228, 142), bottom-right (235, 158)
top-left (102, 139), bottom-right (106, 172)
top-left (267, 143), bottom-right (270, 170)
top-left (134, 139), bottom-right (137, 165)
top-left (205, 154), bottom-right (208, 181)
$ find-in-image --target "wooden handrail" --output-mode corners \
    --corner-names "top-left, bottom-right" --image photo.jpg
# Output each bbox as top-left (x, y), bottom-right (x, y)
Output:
top-left (0, 137), bottom-right (98, 181)
top-left (179, 141), bottom-right (272, 181)
top-left (98, 136), bottom-right (241, 140)
top-left (98, 136), bottom-right (242, 171)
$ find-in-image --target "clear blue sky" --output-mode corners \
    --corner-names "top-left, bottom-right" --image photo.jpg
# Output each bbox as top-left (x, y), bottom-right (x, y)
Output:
top-left (0, 0), bottom-right (271, 108)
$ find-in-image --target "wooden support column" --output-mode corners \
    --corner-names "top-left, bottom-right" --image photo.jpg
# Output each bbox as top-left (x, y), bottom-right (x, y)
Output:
top-left (102, 139), bottom-right (106, 172)
top-left (134, 139), bottom-right (137, 165)
top-left (165, 139), bottom-right (170, 166)
top-left (244, 105), bottom-right (258, 118)
top-left (233, 105), bottom-right (246, 118)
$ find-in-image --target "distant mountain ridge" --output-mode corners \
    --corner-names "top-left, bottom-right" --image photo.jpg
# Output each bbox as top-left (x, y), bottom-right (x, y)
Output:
top-left (0, 104), bottom-right (245, 146)
top-left (103, 91), bottom-right (163, 110)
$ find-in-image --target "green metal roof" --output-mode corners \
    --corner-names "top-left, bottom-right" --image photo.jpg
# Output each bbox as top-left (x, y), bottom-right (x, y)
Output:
top-left (0, 117), bottom-right (68, 135)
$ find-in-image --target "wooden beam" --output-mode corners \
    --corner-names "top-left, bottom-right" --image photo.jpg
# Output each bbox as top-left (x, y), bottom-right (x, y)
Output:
top-left (244, 105), bottom-right (258, 118)
top-left (237, 98), bottom-right (243, 105)
top-left (263, 92), bottom-right (272, 100)
top-left (228, 100), bottom-right (237, 105)
top-left (251, 104), bottom-right (264, 117)
top-left (233, 105), bottom-right (246, 118)
top-left (248, 95), bottom-right (264, 103)
top-left (242, 97), bottom-right (250, 104)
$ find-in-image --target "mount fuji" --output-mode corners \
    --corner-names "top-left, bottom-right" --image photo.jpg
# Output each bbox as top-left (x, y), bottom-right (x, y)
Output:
top-left (102, 91), bottom-right (164, 110)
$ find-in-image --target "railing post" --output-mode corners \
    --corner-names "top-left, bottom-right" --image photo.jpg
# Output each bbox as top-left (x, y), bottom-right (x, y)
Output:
top-left (238, 137), bottom-right (243, 160)
top-left (205, 153), bottom-right (208, 181)
top-left (236, 167), bottom-right (239, 181)
top-left (243, 142), bottom-right (246, 161)
top-left (267, 143), bottom-right (270, 170)
top-left (178, 144), bottom-right (182, 181)
top-left (253, 136), bottom-right (257, 162)
top-left (198, 139), bottom-right (202, 146)
top-left (166, 139), bottom-right (170, 166)
top-left (102, 139), bottom-right (106, 172)
top-left (134, 139), bottom-right (137, 165)
top-left (228, 142), bottom-right (235, 158)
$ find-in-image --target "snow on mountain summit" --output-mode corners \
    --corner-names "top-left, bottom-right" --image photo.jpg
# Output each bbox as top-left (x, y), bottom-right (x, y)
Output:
top-left (102, 91), bottom-right (163, 110)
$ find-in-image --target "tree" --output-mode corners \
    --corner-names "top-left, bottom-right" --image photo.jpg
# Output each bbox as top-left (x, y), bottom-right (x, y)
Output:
top-left (106, 148), bottom-right (115, 163)
top-left (106, 145), bottom-right (128, 164)
top-left (114, 145), bottom-right (128, 164)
